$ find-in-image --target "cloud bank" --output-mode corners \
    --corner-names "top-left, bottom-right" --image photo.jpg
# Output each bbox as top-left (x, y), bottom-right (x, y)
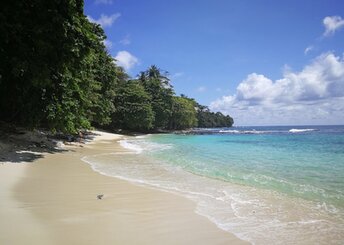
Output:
top-left (210, 52), bottom-right (344, 125)
top-left (114, 51), bottom-right (139, 71)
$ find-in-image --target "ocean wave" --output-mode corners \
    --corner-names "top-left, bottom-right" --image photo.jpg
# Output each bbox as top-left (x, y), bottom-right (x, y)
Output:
top-left (289, 128), bottom-right (316, 133)
top-left (119, 138), bottom-right (173, 154)
top-left (119, 139), bottom-right (143, 154)
top-left (81, 130), bottom-right (344, 244)
top-left (81, 151), bottom-right (344, 244)
top-left (219, 129), bottom-right (278, 134)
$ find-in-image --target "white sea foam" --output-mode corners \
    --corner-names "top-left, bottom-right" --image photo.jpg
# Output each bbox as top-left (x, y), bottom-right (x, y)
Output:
top-left (289, 128), bottom-right (316, 133)
top-left (81, 130), bottom-right (344, 244)
top-left (218, 128), bottom-right (318, 134)
top-left (81, 150), bottom-right (344, 245)
top-left (134, 134), bottom-right (150, 139)
top-left (119, 139), bottom-right (143, 153)
top-left (119, 137), bottom-right (173, 154)
top-left (219, 130), bottom-right (240, 133)
top-left (219, 129), bottom-right (281, 134)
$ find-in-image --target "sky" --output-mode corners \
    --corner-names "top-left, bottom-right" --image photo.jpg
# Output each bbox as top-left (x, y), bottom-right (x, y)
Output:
top-left (84, 0), bottom-right (344, 126)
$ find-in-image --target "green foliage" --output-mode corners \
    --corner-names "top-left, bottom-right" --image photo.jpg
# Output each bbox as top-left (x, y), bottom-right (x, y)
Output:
top-left (169, 96), bottom-right (198, 129)
top-left (89, 44), bottom-right (127, 126)
top-left (0, 0), bottom-right (120, 133)
top-left (138, 65), bottom-right (174, 129)
top-left (111, 81), bottom-right (154, 131)
top-left (0, 1), bottom-right (233, 134)
top-left (196, 104), bottom-right (234, 128)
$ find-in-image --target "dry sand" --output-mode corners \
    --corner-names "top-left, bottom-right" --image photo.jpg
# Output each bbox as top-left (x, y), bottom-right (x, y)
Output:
top-left (0, 131), bottom-right (248, 245)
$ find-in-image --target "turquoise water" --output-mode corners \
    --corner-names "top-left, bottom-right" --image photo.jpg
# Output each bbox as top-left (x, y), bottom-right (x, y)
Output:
top-left (83, 125), bottom-right (344, 244)
top-left (149, 126), bottom-right (344, 209)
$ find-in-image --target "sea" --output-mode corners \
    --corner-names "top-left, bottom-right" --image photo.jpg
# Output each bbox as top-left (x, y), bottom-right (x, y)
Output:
top-left (82, 125), bottom-right (344, 244)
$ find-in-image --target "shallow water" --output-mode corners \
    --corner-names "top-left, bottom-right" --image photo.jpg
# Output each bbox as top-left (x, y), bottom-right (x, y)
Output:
top-left (83, 125), bottom-right (344, 244)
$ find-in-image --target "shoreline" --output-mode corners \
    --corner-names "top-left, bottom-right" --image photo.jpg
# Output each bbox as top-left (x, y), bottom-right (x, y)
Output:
top-left (0, 130), bottom-right (248, 244)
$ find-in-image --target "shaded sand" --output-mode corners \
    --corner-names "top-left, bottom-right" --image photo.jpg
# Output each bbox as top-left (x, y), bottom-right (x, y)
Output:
top-left (0, 131), bottom-right (248, 245)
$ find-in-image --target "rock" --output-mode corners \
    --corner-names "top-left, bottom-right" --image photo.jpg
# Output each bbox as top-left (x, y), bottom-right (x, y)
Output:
top-left (55, 141), bottom-right (65, 149)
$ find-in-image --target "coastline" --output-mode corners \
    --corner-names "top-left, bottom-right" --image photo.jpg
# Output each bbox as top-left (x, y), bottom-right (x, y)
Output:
top-left (0, 130), bottom-right (248, 245)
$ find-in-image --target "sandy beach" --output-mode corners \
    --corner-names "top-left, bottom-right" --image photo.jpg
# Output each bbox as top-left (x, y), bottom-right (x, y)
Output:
top-left (0, 131), bottom-right (248, 245)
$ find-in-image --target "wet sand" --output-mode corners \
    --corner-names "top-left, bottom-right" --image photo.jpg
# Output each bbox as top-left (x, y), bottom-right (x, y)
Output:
top-left (0, 131), bottom-right (248, 245)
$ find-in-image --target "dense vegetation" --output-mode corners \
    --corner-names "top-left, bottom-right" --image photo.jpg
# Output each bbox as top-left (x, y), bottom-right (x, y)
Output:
top-left (196, 104), bottom-right (234, 128)
top-left (0, 0), bottom-right (233, 134)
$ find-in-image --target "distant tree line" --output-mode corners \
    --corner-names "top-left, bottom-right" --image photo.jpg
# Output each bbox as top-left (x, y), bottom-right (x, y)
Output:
top-left (0, 0), bottom-right (233, 134)
top-left (196, 104), bottom-right (234, 128)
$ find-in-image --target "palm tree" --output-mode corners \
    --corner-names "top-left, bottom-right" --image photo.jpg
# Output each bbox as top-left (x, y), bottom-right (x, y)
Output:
top-left (146, 65), bottom-right (171, 87)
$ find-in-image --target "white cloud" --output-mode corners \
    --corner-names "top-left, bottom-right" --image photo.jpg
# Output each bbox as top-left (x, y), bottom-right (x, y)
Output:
top-left (197, 86), bottom-right (207, 92)
top-left (114, 51), bottom-right (139, 71)
top-left (304, 45), bottom-right (313, 55)
top-left (323, 16), bottom-right (344, 36)
top-left (87, 13), bottom-right (121, 28)
top-left (236, 73), bottom-right (276, 101)
top-left (210, 52), bottom-right (344, 125)
top-left (120, 35), bottom-right (131, 45)
top-left (95, 0), bottom-right (113, 4)
top-left (103, 39), bottom-right (113, 49)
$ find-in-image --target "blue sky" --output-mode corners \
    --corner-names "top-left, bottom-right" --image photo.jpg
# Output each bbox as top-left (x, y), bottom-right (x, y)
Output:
top-left (85, 0), bottom-right (344, 125)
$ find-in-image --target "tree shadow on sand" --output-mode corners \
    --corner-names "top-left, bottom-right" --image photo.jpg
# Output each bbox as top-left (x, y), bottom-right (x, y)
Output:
top-left (0, 129), bottom-right (68, 164)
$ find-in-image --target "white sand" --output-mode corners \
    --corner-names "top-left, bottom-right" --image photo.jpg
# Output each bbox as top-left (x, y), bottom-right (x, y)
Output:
top-left (0, 130), bottom-right (248, 245)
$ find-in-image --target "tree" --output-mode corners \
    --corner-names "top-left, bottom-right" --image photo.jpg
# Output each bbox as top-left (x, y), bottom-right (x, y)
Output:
top-left (89, 35), bottom-right (128, 126)
top-left (169, 96), bottom-right (198, 129)
top-left (111, 80), bottom-right (154, 131)
top-left (196, 103), bottom-right (234, 128)
top-left (0, 0), bottom-right (124, 133)
top-left (138, 65), bottom-right (174, 129)
top-left (0, 1), bottom-right (234, 134)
